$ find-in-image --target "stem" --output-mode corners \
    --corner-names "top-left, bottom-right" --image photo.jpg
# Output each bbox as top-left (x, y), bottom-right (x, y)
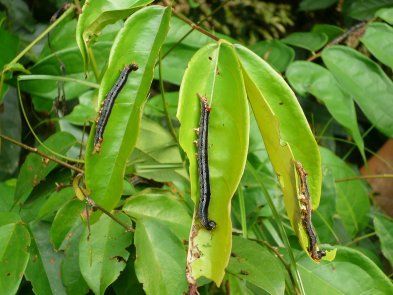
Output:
top-left (345, 232), bottom-right (376, 246)
top-left (18, 74), bottom-right (99, 89)
top-left (17, 80), bottom-right (84, 163)
top-left (158, 52), bottom-right (178, 142)
top-left (9, 5), bottom-right (76, 65)
top-left (161, 0), bottom-right (230, 60)
top-left (0, 133), bottom-right (83, 173)
top-left (335, 174), bottom-right (393, 183)
top-left (85, 197), bottom-right (134, 232)
top-left (87, 46), bottom-right (100, 82)
top-left (247, 161), bottom-right (305, 295)
top-left (237, 185), bottom-right (248, 238)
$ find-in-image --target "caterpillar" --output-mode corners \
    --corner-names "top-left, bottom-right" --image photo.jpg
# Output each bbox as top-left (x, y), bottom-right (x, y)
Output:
top-left (295, 161), bottom-right (326, 261)
top-left (93, 63), bottom-right (138, 153)
top-left (196, 93), bottom-right (216, 230)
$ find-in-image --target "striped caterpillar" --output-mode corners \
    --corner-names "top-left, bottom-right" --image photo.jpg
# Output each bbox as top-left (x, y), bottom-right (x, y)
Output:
top-left (295, 161), bottom-right (326, 261)
top-left (93, 63), bottom-right (138, 153)
top-left (196, 93), bottom-right (216, 230)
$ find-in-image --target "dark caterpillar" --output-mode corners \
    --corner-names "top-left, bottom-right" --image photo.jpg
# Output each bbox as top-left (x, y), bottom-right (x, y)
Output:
top-left (295, 161), bottom-right (326, 261)
top-left (196, 93), bottom-right (216, 230)
top-left (93, 64), bottom-right (138, 153)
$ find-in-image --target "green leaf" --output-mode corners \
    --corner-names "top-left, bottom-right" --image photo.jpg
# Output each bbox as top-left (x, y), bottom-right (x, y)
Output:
top-left (376, 7), bottom-right (393, 24)
top-left (0, 180), bottom-right (15, 212)
top-left (145, 91), bottom-right (178, 119)
top-left (0, 218), bottom-right (30, 295)
top-left (299, 0), bottom-right (337, 11)
top-left (281, 32), bottom-right (328, 51)
top-left (322, 45), bottom-right (393, 137)
top-left (374, 213), bottom-right (393, 266)
top-left (0, 88), bottom-right (21, 179)
top-left (0, 27), bottom-right (19, 69)
top-left (250, 40), bottom-right (295, 72)
top-left (127, 117), bottom-right (187, 183)
top-left (226, 236), bottom-right (285, 295)
top-left (320, 147), bottom-right (370, 237)
top-left (177, 41), bottom-right (249, 284)
top-left (361, 22), bottom-right (393, 68)
top-left (37, 187), bottom-right (75, 220)
top-left (85, 6), bottom-right (171, 212)
top-left (286, 61), bottom-right (365, 160)
top-left (14, 132), bottom-right (76, 205)
top-left (123, 189), bottom-right (191, 240)
top-left (25, 221), bottom-right (67, 295)
top-left (79, 212), bottom-right (133, 295)
top-left (235, 45), bottom-right (323, 256)
top-left (76, 0), bottom-right (153, 70)
top-left (347, 0), bottom-right (393, 20)
top-left (298, 246), bottom-right (393, 294)
top-left (63, 104), bottom-right (96, 125)
top-left (50, 199), bottom-right (84, 250)
top-left (61, 224), bottom-right (89, 295)
top-left (134, 218), bottom-right (187, 295)
top-left (312, 24), bottom-right (344, 41)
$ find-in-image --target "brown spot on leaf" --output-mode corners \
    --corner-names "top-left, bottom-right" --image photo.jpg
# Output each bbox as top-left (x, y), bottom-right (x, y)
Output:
top-left (240, 270), bottom-right (249, 275)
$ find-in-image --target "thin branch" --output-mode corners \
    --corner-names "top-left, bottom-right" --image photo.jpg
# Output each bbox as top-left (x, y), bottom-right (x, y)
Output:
top-left (161, 0), bottom-right (230, 59)
top-left (307, 21), bottom-right (367, 61)
top-left (85, 197), bottom-right (135, 232)
top-left (0, 133), bottom-right (84, 173)
top-left (335, 174), bottom-right (393, 183)
top-left (345, 232), bottom-right (376, 246)
top-left (163, 1), bottom-right (219, 42)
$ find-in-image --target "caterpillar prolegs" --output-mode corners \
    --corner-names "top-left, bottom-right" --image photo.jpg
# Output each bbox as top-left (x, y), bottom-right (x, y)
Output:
top-left (196, 94), bottom-right (216, 230)
top-left (93, 63), bottom-right (138, 153)
top-left (295, 161), bottom-right (326, 261)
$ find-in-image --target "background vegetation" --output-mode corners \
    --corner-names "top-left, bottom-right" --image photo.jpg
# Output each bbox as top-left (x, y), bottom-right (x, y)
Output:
top-left (0, 0), bottom-right (392, 294)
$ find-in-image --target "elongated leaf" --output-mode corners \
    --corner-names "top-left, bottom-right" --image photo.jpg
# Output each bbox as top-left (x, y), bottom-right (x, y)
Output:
top-left (0, 218), bottom-right (30, 295)
top-left (312, 24), bottom-right (343, 41)
top-left (79, 212), bottom-right (133, 295)
top-left (374, 213), bottom-right (393, 266)
top-left (376, 7), bottom-right (393, 24)
top-left (25, 221), bottom-right (66, 295)
top-left (320, 147), bottom-right (370, 237)
top-left (361, 22), bottom-right (393, 68)
top-left (85, 6), bottom-right (171, 211)
top-left (177, 41), bottom-right (249, 284)
top-left (281, 32), bottom-right (328, 51)
top-left (123, 189), bottom-right (191, 240)
top-left (322, 46), bottom-right (393, 137)
top-left (14, 132), bottom-right (76, 205)
top-left (299, 0), bottom-right (337, 11)
top-left (37, 187), bottom-right (75, 219)
top-left (227, 236), bottom-right (285, 295)
top-left (134, 218), bottom-right (187, 295)
top-left (250, 40), bottom-right (294, 72)
top-left (298, 246), bottom-right (393, 294)
top-left (50, 199), bottom-right (84, 250)
top-left (0, 27), bottom-right (19, 70)
top-left (347, 0), bottom-right (393, 20)
top-left (76, 0), bottom-right (152, 70)
top-left (286, 61), bottom-right (364, 160)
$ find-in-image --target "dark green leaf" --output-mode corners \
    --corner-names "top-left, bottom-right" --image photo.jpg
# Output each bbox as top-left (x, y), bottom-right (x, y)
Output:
top-left (361, 22), bottom-right (393, 68)
top-left (227, 236), bottom-right (285, 295)
top-left (281, 32), bottom-right (328, 51)
top-left (322, 46), bottom-right (393, 137)
top-left (79, 212), bottom-right (133, 295)
top-left (25, 221), bottom-right (67, 295)
top-left (0, 217), bottom-right (30, 295)
top-left (123, 189), bottom-right (191, 240)
top-left (374, 213), bottom-right (393, 266)
top-left (134, 218), bottom-right (187, 295)
top-left (144, 91), bottom-right (178, 119)
top-left (286, 61), bottom-right (364, 160)
top-left (348, 0), bottom-right (393, 20)
top-left (14, 132), bottom-right (76, 205)
top-left (376, 7), bottom-right (393, 24)
top-left (298, 246), bottom-right (393, 294)
top-left (312, 24), bottom-right (344, 41)
top-left (320, 147), bottom-right (370, 237)
top-left (63, 104), bottom-right (96, 125)
top-left (37, 187), bottom-right (75, 220)
top-left (250, 40), bottom-right (295, 72)
top-left (0, 179), bottom-right (15, 212)
top-left (299, 0), bottom-right (338, 11)
top-left (85, 6), bottom-right (171, 212)
top-left (0, 27), bottom-right (19, 69)
top-left (178, 42), bottom-right (249, 284)
top-left (50, 199), bottom-right (84, 250)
